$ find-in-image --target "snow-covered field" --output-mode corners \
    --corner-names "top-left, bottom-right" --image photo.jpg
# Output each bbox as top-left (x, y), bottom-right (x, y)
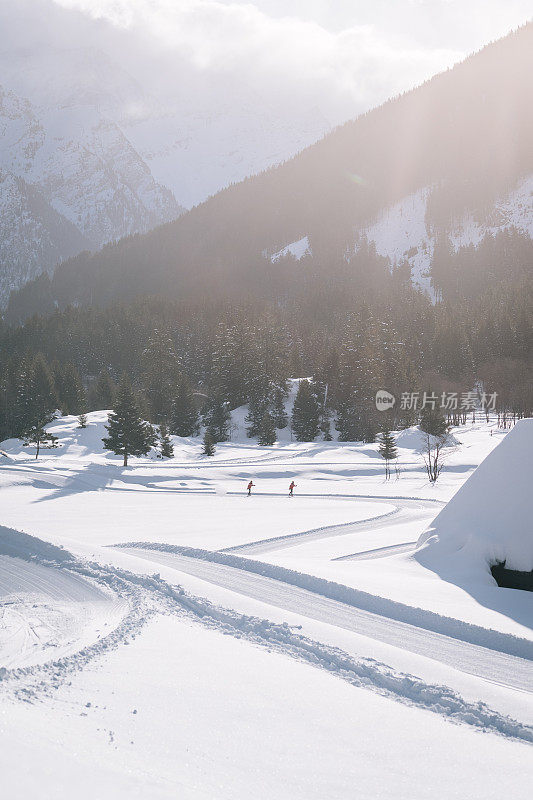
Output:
top-left (0, 411), bottom-right (531, 798)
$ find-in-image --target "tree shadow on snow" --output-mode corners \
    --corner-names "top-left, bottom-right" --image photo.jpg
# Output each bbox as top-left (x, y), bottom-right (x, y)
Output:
top-left (30, 463), bottom-right (215, 503)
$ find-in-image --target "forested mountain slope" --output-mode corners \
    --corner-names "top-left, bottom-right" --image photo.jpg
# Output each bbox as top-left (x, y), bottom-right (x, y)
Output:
top-left (7, 23), bottom-right (532, 323)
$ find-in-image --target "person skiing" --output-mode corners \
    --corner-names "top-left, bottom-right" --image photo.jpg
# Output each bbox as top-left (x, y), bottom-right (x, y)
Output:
top-left (289, 480), bottom-right (296, 497)
top-left (247, 480), bottom-right (255, 496)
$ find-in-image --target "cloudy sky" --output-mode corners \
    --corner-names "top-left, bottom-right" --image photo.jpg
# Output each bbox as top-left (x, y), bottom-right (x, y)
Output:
top-left (2, 1), bottom-right (531, 124)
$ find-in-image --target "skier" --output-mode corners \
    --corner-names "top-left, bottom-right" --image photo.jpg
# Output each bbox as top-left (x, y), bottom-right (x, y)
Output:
top-left (289, 480), bottom-right (296, 497)
top-left (247, 480), bottom-right (255, 496)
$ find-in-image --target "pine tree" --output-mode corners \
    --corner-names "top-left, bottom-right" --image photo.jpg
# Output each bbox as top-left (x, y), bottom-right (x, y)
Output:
top-left (16, 354), bottom-right (58, 440)
top-left (0, 356), bottom-right (19, 441)
top-left (335, 313), bottom-right (367, 441)
top-left (169, 378), bottom-right (199, 436)
top-left (320, 414), bottom-right (333, 441)
top-left (59, 363), bottom-right (86, 415)
top-left (158, 422), bottom-right (174, 458)
top-left (143, 330), bottom-right (181, 423)
top-left (22, 423), bottom-right (58, 460)
top-left (272, 386), bottom-right (288, 429)
top-left (93, 369), bottom-right (116, 410)
top-left (210, 321), bottom-right (251, 407)
top-left (202, 395), bottom-right (231, 442)
top-left (14, 358), bottom-right (37, 435)
top-left (258, 410), bottom-right (276, 446)
top-left (420, 398), bottom-right (448, 437)
top-left (291, 380), bottom-right (320, 441)
top-left (378, 427), bottom-right (398, 480)
top-left (78, 413), bottom-right (88, 429)
top-left (51, 360), bottom-right (65, 406)
top-left (245, 386), bottom-right (269, 438)
top-left (30, 354), bottom-right (58, 418)
top-left (102, 374), bottom-right (156, 466)
top-left (202, 428), bottom-right (216, 457)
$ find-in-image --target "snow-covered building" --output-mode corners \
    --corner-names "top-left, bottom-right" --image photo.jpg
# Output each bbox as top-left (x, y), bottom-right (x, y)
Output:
top-left (415, 419), bottom-right (532, 589)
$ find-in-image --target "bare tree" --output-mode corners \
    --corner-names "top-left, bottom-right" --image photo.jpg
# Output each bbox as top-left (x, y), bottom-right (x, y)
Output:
top-left (421, 433), bottom-right (451, 483)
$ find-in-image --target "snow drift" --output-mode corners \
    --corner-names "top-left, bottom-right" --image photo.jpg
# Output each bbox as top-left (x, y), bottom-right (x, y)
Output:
top-left (415, 419), bottom-right (532, 579)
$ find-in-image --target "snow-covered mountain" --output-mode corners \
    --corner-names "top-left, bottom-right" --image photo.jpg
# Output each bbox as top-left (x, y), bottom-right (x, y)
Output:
top-left (0, 39), bottom-right (330, 306)
top-left (5, 23), bottom-right (532, 320)
top-left (122, 101), bottom-right (330, 209)
top-left (269, 175), bottom-right (533, 299)
top-left (0, 167), bottom-right (88, 303)
top-left (0, 43), bottom-right (331, 210)
top-left (359, 175), bottom-right (533, 298)
top-left (0, 83), bottom-right (182, 306)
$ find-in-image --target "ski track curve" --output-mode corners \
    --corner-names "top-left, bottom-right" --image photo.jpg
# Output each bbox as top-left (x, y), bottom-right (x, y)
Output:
top-left (221, 497), bottom-right (438, 555)
top-left (118, 543), bottom-right (533, 695)
top-left (1, 528), bottom-right (531, 744)
top-left (0, 555), bottom-right (128, 669)
top-left (221, 508), bottom-right (400, 554)
top-left (334, 542), bottom-right (418, 561)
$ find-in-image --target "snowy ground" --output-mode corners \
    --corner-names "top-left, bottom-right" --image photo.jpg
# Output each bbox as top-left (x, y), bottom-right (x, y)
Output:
top-left (0, 411), bottom-right (531, 798)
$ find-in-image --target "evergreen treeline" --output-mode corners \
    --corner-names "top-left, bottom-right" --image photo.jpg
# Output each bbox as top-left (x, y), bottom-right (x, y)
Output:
top-left (430, 228), bottom-right (533, 301)
top-left (1, 266), bottom-right (531, 444)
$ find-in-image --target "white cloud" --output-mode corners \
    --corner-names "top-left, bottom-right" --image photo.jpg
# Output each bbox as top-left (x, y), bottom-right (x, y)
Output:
top-left (4, 0), bottom-right (531, 125)
top-left (51, 0), bottom-right (470, 121)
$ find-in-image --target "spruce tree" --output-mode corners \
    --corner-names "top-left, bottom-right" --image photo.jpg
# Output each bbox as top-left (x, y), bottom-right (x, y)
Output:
top-left (169, 378), bottom-right (199, 436)
top-left (258, 410), bottom-right (276, 446)
top-left (102, 374), bottom-right (156, 466)
top-left (202, 395), bottom-right (231, 442)
top-left (272, 386), bottom-right (288, 429)
top-left (59, 363), bottom-right (86, 415)
top-left (210, 321), bottom-right (250, 408)
top-left (78, 413), bottom-right (88, 429)
top-left (30, 354), bottom-right (58, 419)
top-left (320, 414), bottom-right (333, 441)
top-left (143, 330), bottom-right (180, 423)
top-left (337, 399), bottom-right (378, 442)
top-left (158, 422), bottom-right (174, 458)
top-left (202, 428), bottom-right (216, 457)
top-left (378, 427), bottom-right (398, 480)
top-left (93, 369), bottom-right (116, 410)
top-left (17, 354), bottom-right (58, 440)
top-left (51, 360), bottom-right (65, 406)
top-left (245, 389), bottom-right (269, 438)
top-left (420, 398), bottom-right (448, 437)
top-left (291, 380), bottom-right (320, 442)
top-left (22, 423), bottom-right (58, 460)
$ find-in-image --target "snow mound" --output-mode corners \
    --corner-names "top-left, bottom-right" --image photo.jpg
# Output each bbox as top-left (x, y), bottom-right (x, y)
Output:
top-left (416, 419), bottom-right (532, 577)
top-left (0, 410), bottom-right (111, 460)
top-left (395, 426), bottom-right (459, 451)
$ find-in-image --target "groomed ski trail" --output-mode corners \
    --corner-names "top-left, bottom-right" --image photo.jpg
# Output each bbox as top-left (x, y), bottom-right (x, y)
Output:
top-left (334, 542), bottom-right (418, 561)
top-left (119, 543), bottom-right (533, 693)
top-left (0, 529), bottom-right (531, 744)
top-left (221, 495), bottom-right (439, 554)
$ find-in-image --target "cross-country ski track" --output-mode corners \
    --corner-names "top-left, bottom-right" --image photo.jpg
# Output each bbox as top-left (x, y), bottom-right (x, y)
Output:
top-left (221, 495), bottom-right (438, 554)
top-left (334, 541), bottom-right (418, 561)
top-left (119, 544), bottom-right (533, 693)
top-left (1, 471), bottom-right (532, 752)
top-left (1, 536), bottom-right (532, 745)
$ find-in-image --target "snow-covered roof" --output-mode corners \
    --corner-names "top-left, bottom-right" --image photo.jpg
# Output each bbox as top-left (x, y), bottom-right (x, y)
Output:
top-left (416, 419), bottom-right (532, 578)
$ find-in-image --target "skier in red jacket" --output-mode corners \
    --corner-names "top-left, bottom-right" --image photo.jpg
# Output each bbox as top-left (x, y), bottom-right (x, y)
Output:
top-left (247, 480), bottom-right (255, 496)
top-left (289, 480), bottom-right (296, 497)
